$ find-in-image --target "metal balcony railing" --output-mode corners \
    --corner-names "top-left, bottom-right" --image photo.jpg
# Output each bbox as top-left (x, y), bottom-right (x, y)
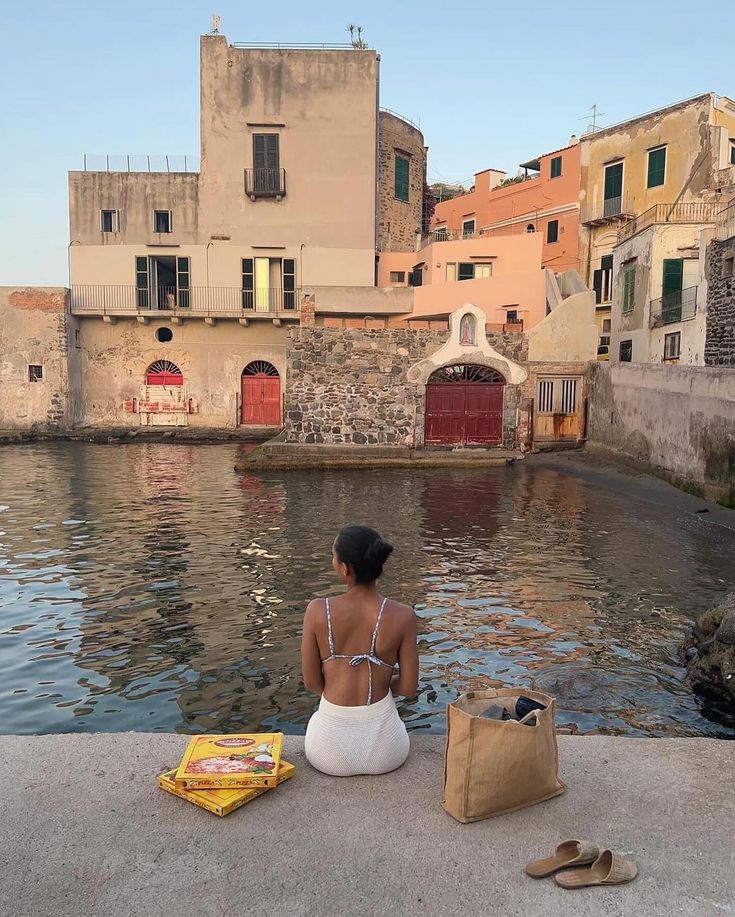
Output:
top-left (70, 285), bottom-right (300, 316)
top-left (82, 154), bottom-right (199, 173)
top-left (582, 195), bottom-right (635, 226)
top-left (244, 168), bottom-right (287, 197)
top-left (649, 286), bottom-right (698, 328)
top-left (715, 199), bottom-right (735, 241)
top-left (618, 202), bottom-right (722, 243)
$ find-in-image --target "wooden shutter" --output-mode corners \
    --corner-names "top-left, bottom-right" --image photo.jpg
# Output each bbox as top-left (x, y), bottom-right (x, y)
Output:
top-left (662, 259), bottom-right (683, 296)
top-left (395, 155), bottom-right (410, 201)
top-left (604, 162), bottom-right (623, 200)
top-left (593, 269), bottom-right (603, 304)
top-left (253, 134), bottom-right (279, 170)
top-left (647, 147), bottom-right (666, 188)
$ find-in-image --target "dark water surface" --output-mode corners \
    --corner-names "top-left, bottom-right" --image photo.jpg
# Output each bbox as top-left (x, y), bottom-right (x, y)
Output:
top-left (1, 443), bottom-right (733, 738)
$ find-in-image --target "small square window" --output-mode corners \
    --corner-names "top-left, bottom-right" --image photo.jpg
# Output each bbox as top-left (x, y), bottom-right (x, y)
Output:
top-left (619, 340), bottom-right (633, 362)
top-left (723, 255), bottom-right (734, 278)
top-left (546, 220), bottom-right (559, 244)
top-left (28, 365), bottom-right (43, 382)
top-left (462, 218), bottom-right (476, 238)
top-left (664, 331), bottom-right (681, 361)
top-left (100, 209), bottom-right (118, 232)
top-left (550, 156), bottom-right (562, 178)
top-left (389, 271), bottom-right (406, 283)
top-left (153, 210), bottom-right (172, 233)
top-left (457, 263), bottom-right (475, 281)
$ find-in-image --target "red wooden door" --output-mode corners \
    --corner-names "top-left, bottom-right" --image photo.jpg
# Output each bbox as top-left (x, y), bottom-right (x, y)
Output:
top-left (241, 374), bottom-right (281, 425)
top-left (425, 382), bottom-right (503, 445)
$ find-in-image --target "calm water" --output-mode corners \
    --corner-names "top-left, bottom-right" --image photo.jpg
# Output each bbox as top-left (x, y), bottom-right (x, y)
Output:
top-left (0, 443), bottom-right (733, 738)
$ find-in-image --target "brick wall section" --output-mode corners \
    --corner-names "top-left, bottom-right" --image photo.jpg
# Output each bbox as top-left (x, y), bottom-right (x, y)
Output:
top-left (705, 236), bottom-right (735, 366)
top-left (285, 327), bottom-right (527, 447)
top-left (377, 111), bottom-right (426, 252)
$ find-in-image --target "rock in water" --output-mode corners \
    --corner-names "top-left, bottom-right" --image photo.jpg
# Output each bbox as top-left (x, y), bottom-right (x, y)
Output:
top-left (683, 590), bottom-right (735, 717)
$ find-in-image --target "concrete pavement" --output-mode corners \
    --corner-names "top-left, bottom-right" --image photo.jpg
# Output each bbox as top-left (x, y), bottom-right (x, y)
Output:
top-left (1, 734), bottom-right (733, 917)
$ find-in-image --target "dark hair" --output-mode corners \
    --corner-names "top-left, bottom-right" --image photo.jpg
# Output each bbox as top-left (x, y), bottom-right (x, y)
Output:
top-left (334, 525), bottom-right (394, 584)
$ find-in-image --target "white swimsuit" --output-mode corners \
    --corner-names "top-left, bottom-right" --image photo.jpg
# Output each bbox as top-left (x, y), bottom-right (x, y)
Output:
top-left (304, 597), bottom-right (410, 777)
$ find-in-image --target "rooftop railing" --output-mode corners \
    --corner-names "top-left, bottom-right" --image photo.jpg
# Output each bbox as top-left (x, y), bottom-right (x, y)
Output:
top-left (82, 154), bottom-right (200, 173)
top-left (618, 202), bottom-right (722, 243)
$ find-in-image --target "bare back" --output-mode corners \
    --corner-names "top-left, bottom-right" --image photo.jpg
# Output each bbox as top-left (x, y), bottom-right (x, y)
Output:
top-left (302, 592), bottom-right (418, 706)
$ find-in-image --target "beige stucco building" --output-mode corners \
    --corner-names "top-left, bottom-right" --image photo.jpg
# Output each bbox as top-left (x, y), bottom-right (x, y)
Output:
top-left (65, 33), bottom-right (428, 429)
top-left (579, 93), bottom-right (735, 363)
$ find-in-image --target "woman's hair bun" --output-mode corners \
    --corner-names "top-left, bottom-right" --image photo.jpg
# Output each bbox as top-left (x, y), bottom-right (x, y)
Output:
top-left (335, 525), bottom-right (394, 584)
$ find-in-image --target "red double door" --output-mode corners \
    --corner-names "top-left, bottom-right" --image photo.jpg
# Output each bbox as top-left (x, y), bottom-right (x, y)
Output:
top-left (241, 374), bottom-right (281, 425)
top-left (425, 382), bottom-right (504, 445)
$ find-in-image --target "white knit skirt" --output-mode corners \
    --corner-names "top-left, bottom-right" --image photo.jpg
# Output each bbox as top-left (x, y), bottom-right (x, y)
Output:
top-left (305, 691), bottom-right (410, 777)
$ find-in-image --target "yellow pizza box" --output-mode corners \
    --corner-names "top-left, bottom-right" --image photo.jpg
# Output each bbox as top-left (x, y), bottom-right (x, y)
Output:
top-left (159, 760), bottom-right (295, 817)
top-left (174, 733), bottom-right (284, 789)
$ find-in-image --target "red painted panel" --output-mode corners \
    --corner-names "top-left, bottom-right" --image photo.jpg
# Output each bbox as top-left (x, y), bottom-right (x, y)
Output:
top-left (425, 382), bottom-right (503, 445)
top-left (146, 371), bottom-right (183, 386)
top-left (242, 374), bottom-right (281, 425)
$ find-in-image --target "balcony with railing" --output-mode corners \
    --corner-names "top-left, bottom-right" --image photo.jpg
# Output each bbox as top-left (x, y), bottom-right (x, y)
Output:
top-left (649, 286), bottom-right (698, 328)
top-left (244, 168), bottom-right (287, 198)
top-left (582, 195), bottom-right (635, 226)
top-left (618, 202), bottom-right (723, 244)
top-left (715, 199), bottom-right (735, 241)
top-left (70, 285), bottom-right (301, 317)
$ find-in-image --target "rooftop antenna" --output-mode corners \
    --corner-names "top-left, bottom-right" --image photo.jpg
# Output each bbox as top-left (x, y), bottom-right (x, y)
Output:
top-left (579, 104), bottom-right (605, 133)
top-left (347, 23), bottom-right (368, 49)
top-left (210, 13), bottom-right (221, 34)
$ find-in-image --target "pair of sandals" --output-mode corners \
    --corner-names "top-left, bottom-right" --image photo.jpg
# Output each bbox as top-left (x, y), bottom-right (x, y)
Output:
top-left (526, 839), bottom-right (638, 889)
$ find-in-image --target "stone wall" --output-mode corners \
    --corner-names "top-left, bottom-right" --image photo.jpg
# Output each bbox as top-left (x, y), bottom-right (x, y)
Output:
top-left (377, 111), bottom-right (426, 252)
top-left (587, 361), bottom-right (735, 503)
top-left (0, 287), bottom-right (75, 431)
top-left (285, 326), bottom-right (527, 448)
top-left (705, 236), bottom-right (735, 366)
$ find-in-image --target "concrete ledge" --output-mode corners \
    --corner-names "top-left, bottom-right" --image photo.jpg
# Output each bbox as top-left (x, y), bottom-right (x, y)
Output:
top-left (1, 733), bottom-right (733, 917)
top-left (236, 441), bottom-right (522, 471)
top-left (0, 427), bottom-right (279, 446)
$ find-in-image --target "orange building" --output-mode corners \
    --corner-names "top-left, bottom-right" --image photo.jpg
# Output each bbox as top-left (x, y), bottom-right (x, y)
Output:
top-left (432, 141), bottom-right (581, 272)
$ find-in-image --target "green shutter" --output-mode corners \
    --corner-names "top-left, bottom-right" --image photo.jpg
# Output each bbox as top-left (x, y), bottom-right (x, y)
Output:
top-left (604, 162), bottom-right (623, 201)
top-left (623, 267), bottom-right (636, 312)
top-left (647, 147), bottom-right (666, 188)
top-left (662, 259), bottom-right (683, 295)
top-left (550, 156), bottom-right (562, 178)
top-left (395, 155), bottom-right (410, 202)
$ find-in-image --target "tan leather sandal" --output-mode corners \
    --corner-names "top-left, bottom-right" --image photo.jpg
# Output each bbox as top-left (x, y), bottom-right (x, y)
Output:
top-left (555, 849), bottom-right (638, 888)
top-left (525, 840), bottom-right (599, 878)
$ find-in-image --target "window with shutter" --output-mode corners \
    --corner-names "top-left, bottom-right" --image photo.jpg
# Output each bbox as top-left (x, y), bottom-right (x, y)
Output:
top-left (136, 256), bottom-right (149, 309)
top-left (546, 220), bottom-right (559, 243)
top-left (395, 154), bottom-right (410, 202)
top-left (647, 146), bottom-right (666, 188)
top-left (623, 266), bottom-right (636, 312)
top-left (550, 156), bottom-right (562, 178)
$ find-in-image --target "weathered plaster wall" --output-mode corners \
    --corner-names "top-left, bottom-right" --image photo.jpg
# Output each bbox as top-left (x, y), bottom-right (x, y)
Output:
top-left (285, 306), bottom-right (528, 448)
top-left (0, 287), bottom-right (74, 431)
top-left (377, 111), bottom-right (426, 252)
top-left (705, 235), bottom-right (735, 365)
top-left (75, 318), bottom-right (290, 429)
top-left (587, 361), bottom-right (735, 502)
top-left (527, 289), bottom-right (598, 362)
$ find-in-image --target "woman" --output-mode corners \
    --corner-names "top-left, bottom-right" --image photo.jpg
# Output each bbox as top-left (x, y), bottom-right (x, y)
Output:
top-left (301, 525), bottom-right (418, 777)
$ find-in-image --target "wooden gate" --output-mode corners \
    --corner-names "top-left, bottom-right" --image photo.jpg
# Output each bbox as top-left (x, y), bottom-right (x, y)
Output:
top-left (534, 376), bottom-right (582, 442)
top-left (241, 361), bottom-right (281, 425)
top-left (425, 365), bottom-right (505, 446)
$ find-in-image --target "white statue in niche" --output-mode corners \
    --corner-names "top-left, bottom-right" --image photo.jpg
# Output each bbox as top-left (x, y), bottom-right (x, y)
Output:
top-left (459, 313), bottom-right (476, 346)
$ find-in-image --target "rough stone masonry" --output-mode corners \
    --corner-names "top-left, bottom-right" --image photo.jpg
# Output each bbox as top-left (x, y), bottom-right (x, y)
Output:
top-left (284, 326), bottom-right (527, 448)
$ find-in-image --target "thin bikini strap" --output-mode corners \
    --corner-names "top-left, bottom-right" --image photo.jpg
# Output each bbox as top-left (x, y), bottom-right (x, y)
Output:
top-left (325, 597), bottom-right (335, 657)
top-left (370, 597), bottom-right (388, 655)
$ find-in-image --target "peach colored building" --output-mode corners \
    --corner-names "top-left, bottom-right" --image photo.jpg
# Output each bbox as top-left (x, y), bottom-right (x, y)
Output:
top-left (378, 233), bottom-right (547, 330)
top-left (432, 142), bottom-right (581, 272)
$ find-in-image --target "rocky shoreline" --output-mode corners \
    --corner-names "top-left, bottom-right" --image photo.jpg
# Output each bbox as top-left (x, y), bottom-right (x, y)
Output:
top-left (683, 589), bottom-right (735, 724)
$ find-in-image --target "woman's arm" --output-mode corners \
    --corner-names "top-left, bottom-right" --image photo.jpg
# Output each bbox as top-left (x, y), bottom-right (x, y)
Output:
top-left (391, 610), bottom-right (419, 698)
top-left (301, 600), bottom-right (325, 695)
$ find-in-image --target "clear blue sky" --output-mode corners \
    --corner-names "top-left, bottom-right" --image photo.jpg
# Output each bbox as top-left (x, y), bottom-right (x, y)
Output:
top-left (1, 0), bottom-right (731, 285)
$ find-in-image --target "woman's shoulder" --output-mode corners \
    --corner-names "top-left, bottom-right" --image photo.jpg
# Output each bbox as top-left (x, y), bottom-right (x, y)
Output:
top-left (384, 598), bottom-right (416, 620)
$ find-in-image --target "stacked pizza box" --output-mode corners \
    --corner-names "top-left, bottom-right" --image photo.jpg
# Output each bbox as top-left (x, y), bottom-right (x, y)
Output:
top-left (158, 733), bottom-right (294, 817)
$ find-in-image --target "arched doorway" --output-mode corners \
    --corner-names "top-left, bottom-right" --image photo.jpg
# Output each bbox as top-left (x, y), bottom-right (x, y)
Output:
top-left (145, 359), bottom-right (183, 386)
top-left (241, 361), bottom-right (281, 425)
top-left (425, 364), bottom-right (505, 446)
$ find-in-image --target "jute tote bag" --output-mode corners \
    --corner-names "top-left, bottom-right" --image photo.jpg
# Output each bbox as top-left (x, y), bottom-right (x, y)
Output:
top-left (442, 688), bottom-right (566, 823)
